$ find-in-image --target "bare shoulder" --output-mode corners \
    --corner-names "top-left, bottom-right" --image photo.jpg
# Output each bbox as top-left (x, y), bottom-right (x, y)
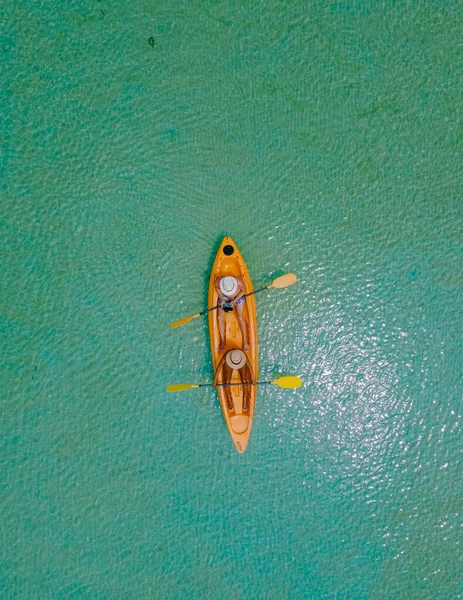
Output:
top-left (236, 277), bottom-right (246, 290)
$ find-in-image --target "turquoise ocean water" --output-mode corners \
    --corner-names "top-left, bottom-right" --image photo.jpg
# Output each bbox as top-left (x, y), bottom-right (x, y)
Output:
top-left (2, 0), bottom-right (462, 598)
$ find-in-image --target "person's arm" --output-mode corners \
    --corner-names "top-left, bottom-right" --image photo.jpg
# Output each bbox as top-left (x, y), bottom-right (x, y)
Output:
top-left (212, 354), bottom-right (226, 387)
top-left (245, 357), bottom-right (256, 385)
top-left (231, 278), bottom-right (246, 305)
top-left (215, 277), bottom-right (226, 302)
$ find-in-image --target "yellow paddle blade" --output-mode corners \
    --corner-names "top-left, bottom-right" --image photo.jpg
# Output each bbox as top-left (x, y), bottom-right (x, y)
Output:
top-left (170, 313), bottom-right (200, 329)
top-left (166, 383), bottom-right (200, 392)
top-left (272, 376), bottom-right (302, 389)
top-left (268, 273), bottom-right (297, 289)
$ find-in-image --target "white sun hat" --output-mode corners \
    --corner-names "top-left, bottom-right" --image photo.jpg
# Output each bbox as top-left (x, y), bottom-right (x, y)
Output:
top-left (220, 276), bottom-right (238, 297)
top-left (225, 349), bottom-right (246, 370)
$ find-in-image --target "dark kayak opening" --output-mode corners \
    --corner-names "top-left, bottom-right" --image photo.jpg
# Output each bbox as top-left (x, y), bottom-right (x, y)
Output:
top-left (223, 245), bottom-right (234, 255)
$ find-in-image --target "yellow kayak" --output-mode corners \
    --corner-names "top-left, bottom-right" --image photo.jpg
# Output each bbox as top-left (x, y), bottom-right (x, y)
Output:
top-left (208, 237), bottom-right (258, 453)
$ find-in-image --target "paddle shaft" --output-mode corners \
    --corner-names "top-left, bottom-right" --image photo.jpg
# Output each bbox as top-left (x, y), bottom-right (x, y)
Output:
top-left (198, 381), bottom-right (270, 387)
top-left (199, 285), bottom-right (269, 317)
top-left (166, 375), bottom-right (301, 392)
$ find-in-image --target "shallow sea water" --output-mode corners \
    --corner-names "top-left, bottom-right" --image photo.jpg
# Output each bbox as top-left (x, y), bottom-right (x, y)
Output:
top-left (1, 0), bottom-right (462, 598)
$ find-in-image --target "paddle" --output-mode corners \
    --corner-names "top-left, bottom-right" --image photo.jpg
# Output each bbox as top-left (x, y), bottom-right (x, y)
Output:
top-left (170, 273), bottom-right (297, 329)
top-left (166, 375), bottom-right (302, 392)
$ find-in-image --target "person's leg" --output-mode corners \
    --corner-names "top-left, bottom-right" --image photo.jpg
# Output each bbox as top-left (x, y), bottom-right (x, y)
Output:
top-left (235, 302), bottom-right (248, 351)
top-left (218, 308), bottom-right (226, 351)
top-left (223, 363), bottom-right (234, 411)
top-left (240, 366), bottom-right (251, 411)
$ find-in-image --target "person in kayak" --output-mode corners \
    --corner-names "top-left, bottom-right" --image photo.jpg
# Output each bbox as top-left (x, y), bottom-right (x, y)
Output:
top-left (215, 275), bottom-right (249, 351)
top-left (212, 349), bottom-right (256, 412)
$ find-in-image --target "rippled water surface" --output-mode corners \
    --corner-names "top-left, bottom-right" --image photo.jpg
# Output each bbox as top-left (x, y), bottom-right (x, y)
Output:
top-left (2, 0), bottom-right (462, 598)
